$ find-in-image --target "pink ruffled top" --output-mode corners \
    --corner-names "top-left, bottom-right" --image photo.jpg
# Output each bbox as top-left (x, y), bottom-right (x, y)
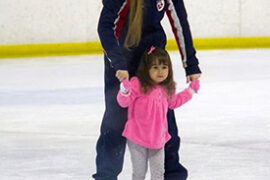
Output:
top-left (117, 77), bottom-right (192, 149)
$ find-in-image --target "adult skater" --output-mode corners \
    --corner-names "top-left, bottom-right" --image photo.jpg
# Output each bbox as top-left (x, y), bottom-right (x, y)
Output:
top-left (93, 0), bottom-right (201, 179)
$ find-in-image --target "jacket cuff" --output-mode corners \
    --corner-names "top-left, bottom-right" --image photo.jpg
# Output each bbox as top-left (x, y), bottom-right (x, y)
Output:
top-left (185, 64), bottom-right (202, 76)
top-left (113, 61), bottom-right (128, 71)
top-left (105, 47), bottom-right (128, 71)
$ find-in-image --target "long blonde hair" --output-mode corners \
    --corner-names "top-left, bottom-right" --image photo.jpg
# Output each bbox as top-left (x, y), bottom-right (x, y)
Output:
top-left (124, 0), bottom-right (144, 49)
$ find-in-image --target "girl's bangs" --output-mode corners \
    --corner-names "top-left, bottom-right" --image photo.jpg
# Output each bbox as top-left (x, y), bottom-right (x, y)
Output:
top-left (156, 57), bottom-right (169, 65)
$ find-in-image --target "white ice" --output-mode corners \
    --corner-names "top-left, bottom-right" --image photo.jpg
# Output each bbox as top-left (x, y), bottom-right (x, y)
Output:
top-left (0, 49), bottom-right (270, 180)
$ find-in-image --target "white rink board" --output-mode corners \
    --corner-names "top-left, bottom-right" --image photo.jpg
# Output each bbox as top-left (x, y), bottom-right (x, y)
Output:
top-left (0, 0), bottom-right (270, 44)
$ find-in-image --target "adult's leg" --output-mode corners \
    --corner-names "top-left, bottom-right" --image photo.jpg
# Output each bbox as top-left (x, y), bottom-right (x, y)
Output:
top-left (164, 110), bottom-right (188, 180)
top-left (127, 140), bottom-right (148, 180)
top-left (92, 57), bottom-right (128, 180)
top-left (149, 148), bottom-right (164, 180)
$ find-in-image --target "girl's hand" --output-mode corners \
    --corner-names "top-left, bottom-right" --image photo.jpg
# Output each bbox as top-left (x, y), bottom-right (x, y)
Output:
top-left (186, 73), bottom-right (201, 83)
top-left (120, 79), bottom-right (131, 95)
top-left (115, 70), bottom-right (129, 82)
top-left (189, 80), bottom-right (200, 93)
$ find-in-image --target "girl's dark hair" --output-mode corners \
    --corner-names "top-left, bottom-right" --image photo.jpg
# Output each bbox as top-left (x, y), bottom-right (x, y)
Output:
top-left (136, 47), bottom-right (176, 98)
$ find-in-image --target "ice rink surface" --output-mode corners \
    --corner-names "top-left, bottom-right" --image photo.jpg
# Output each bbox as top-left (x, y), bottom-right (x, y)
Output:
top-left (0, 49), bottom-right (270, 180)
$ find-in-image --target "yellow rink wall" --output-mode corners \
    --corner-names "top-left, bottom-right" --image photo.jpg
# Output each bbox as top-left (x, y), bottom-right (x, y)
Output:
top-left (0, 37), bottom-right (270, 59)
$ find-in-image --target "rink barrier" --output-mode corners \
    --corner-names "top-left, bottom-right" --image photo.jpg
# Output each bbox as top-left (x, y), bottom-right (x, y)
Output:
top-left (0, 42), bottom-right (101, 59)
top-left (0, 37), bottom-right (269, 59)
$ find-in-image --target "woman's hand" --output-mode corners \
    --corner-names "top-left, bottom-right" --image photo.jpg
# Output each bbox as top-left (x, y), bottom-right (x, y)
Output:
top-left (115, 70), bottom-right (129, 82)
top-left (186, 73), bottom-right (201, 83)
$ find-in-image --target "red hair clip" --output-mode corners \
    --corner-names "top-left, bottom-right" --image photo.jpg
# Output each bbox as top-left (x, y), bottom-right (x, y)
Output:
top-left (147, 46), bottom-right (156, 55)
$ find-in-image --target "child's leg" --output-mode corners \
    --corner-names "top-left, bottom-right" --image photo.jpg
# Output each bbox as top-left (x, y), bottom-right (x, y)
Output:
top-left (127, 140), bottom-right (148, 180)
top-left (149, 147), bottom-right (165, 180)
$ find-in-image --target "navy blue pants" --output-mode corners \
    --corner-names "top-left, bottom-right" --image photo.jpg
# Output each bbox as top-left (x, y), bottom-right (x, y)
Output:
top-left (92, 53), bottom-right (188, 180)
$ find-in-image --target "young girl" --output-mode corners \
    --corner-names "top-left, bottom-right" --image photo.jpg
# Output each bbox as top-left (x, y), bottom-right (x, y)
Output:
top-left (117, 47), bottom-right (200, 180)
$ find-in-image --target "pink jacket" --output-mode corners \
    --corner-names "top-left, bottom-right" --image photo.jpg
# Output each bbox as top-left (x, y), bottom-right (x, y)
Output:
top-left (117, 77), bottom-right (193, 149)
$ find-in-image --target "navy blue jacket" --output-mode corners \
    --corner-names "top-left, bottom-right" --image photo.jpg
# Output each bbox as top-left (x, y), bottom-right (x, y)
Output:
top-left (98, 0), bottom-right (201, 76)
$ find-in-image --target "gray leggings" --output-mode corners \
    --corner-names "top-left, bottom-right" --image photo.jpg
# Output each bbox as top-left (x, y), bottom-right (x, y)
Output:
top-left (127, 140), bottom-right (164, 180)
